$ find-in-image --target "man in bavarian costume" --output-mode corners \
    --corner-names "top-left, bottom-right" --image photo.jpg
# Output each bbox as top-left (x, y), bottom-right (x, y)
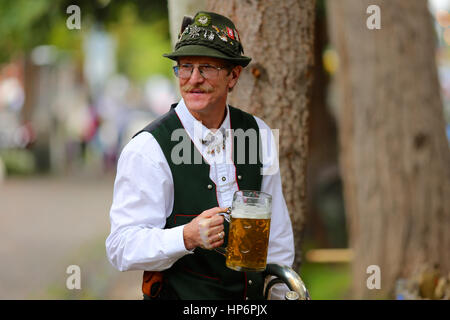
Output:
top-left (106, 11), bottom-right (294, 300)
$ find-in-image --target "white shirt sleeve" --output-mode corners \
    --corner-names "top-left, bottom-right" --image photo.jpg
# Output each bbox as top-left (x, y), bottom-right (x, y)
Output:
top-left (255, 116), bottom-right (295, 299)
top-left (105, 132), bottom-right (193, 272)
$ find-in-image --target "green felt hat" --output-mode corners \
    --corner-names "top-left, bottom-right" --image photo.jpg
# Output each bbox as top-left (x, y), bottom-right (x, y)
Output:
top-left (163, 11), bottom-right (251, 67)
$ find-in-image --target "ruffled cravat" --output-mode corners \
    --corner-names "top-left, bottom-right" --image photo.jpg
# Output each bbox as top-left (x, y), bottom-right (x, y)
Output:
top-left (200, 127), bottom-right (229, 155)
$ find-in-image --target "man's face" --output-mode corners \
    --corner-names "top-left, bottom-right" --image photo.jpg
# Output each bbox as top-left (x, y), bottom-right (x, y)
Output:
top-left (177, 56), bottom-right (239, 114)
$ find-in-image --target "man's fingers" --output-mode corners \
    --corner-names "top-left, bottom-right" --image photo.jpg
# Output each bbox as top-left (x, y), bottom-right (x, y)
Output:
top-left (208, 225), bottom-right (224, 237)
top-left (203, 207), bottom-right (228, 218)
top-left (200, 235), bottom-right (223, 250)
top-left (215, 231), bottom-right (225, 242)
top-left (199, 221), bottom-right (225, 249)
top-left (195, 207), bottom-right (228, 249)
top-left (210, 238), bottom-right (224, 248)
top-left (209, 214), bottom-right (224, 227)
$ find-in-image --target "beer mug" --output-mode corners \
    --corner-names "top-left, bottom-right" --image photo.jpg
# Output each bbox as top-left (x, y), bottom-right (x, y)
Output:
top-left (217, 190), bottom-right (272, 272)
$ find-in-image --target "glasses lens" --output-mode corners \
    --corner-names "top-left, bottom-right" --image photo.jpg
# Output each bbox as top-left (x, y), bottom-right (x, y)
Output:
top-left (175, 64), bottom-right (221, 79)
top-left (199, 65), bottom-right (218, 79)
top-left (177, 65), bottom-right (192, 79)
top-left (172, 66), bottom-right (179, 77)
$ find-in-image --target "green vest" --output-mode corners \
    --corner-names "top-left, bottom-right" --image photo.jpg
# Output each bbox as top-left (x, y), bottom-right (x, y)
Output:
top-left (134, 103), bottom-right (264, 300)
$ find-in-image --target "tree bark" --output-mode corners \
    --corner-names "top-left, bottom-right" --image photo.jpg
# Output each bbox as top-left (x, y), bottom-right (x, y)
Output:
top-left (327, 0), bottom-right (450, 299)
top-left (206, 0), bottom-right (316, 271)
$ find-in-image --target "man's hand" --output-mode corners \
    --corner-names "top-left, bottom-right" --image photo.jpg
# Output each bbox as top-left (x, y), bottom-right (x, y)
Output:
top-left (183, 207), bottom-right (227, 250)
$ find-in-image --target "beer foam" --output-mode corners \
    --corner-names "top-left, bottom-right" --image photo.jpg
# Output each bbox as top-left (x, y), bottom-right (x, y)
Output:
top-left (231, 206), bottom-right (271, 219)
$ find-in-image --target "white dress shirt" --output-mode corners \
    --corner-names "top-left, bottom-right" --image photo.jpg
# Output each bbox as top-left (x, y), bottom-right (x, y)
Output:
top-left (106, 99), bottom-right (295, 298)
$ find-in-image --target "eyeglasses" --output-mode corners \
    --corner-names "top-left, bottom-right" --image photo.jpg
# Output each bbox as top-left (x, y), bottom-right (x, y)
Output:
top-left (173, 63), bottom-right (229, 79)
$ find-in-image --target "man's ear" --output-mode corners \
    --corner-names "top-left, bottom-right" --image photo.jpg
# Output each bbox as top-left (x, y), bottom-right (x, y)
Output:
top-left (228, 65), bottom-right (243, 91)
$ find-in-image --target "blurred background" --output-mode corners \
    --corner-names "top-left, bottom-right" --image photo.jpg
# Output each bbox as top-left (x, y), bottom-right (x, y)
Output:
top-left (0, 0), bottom-right (449, 300)
top-left (0, 0), bottom-right (177, 300)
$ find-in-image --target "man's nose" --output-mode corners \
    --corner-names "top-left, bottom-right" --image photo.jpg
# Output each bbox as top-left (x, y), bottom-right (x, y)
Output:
top-left (189, 66), bottom-right (205, 84)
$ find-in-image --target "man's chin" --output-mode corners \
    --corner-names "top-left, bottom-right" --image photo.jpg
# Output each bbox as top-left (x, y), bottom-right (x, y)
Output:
top-left (184, 96), bottom-right (210, 111)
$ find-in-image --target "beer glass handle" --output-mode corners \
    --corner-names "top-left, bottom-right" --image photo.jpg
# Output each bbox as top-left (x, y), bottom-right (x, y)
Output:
top-left (214, 207), bottom-right (231, 256)
top-left (217, 207), bottom-right (231, 223)
top-left (213, 247), bottom-right (226, 256)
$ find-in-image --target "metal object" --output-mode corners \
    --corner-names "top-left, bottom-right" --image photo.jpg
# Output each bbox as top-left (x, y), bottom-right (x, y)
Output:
top-left (285, 291), bottom-right (300, 300)
top-left (263, 263), bottom-right (311, 300)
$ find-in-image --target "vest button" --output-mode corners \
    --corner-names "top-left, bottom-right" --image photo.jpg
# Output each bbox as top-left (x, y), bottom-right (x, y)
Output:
top-left (222, 176), bottom-right (226, 181)
top-left (207, 184), bottom-right (213, 190)
top-left (248, 280), bottom-right (252, 285)
top-left (237, 175), bottom-right (242, 180)
top-left (245, 297), bottom-right (249, 300)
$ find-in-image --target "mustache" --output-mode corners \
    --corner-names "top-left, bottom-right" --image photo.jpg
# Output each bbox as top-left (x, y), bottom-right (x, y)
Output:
top-left (182, 85), bottom-right (214, 93)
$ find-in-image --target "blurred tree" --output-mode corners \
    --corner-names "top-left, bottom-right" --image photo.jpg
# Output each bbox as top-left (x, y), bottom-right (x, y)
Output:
top-left (306, 0), bottom-right (346, 250)
top-left (0, 0), bottom-right (54, 63)
top-left (109, 3), bottom-right (172, 80)
top-left (327, 0), bottom-right (450, 299)
top-left (167, 0), bottom-right (206, 48)
top-left (205, 0), bottom-right (316, 271)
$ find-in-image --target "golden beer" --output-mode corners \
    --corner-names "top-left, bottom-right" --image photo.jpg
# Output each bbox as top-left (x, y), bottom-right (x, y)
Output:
top-left (225, 209), bottom-right (271, 272)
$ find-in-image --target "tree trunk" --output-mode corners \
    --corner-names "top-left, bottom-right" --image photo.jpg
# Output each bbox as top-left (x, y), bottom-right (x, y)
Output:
top-left (206, 0), bottom-right (316, 271)
top-left (327, 0), bottom-right (450, 299)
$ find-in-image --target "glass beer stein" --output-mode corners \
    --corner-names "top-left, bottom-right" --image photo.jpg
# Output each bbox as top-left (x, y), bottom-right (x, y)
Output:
top-left (218, 190), bottom-right (272, 272)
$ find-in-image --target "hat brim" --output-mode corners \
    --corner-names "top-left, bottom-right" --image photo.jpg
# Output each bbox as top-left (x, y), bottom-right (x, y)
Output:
top-left (163, 44), bottom-right (251, 67)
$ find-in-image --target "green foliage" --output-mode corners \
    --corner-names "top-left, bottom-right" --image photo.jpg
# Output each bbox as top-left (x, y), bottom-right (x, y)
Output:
top-left (0, 0), bottom-right (172, 80)
top-left (110, 4), bottom-right (172, 80)
top-left (0, 0), bottom-right (55, 62)
top-left (0, 149), bottom-right (36, 176)
top-left (299, 262), bottom-right (351, 300)
top-left (47, 15), bottom-right (83, 53)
